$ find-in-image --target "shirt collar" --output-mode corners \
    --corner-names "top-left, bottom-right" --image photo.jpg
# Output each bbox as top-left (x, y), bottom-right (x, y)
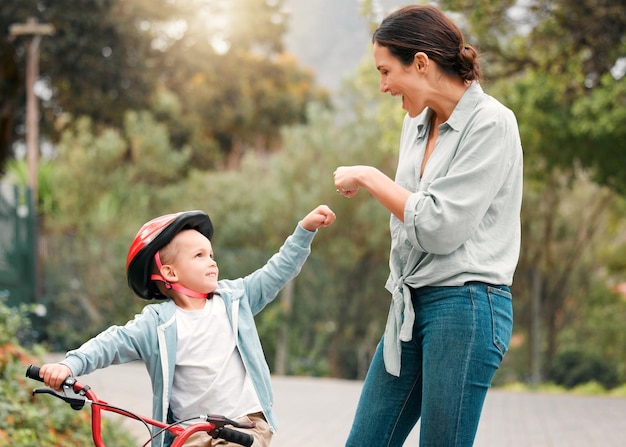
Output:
top-left (414, 82), bottom-right (483, 137)
top-left (446, 82), bottom-right (483, 132)
top-left (415, 109), bottom-right (432, 139)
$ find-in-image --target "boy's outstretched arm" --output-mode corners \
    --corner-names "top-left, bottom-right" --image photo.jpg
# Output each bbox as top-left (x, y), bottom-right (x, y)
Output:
top-left (300, 205), bottom-right (336, 231)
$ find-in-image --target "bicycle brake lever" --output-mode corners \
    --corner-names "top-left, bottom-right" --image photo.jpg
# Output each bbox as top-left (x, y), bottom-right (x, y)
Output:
top-left (33, 387), bottom-right (62, 398)
top-left (32, 385), bottom-right (87, 410)
top-left (204, 414), bottom-right (256, 429)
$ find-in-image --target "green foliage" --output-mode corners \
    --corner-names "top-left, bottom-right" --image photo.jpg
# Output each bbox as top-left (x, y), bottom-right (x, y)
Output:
top-left (448, 0), bottom-right (626, 384)
top-left (508, 168), bottom-right (626, 383)
top-left (0, 300), bottom-right (135, 446)
top-left (570, 71), bottom-right (626, 193)
top-left (549, 349), bottom-right (620, 390)
top-left (447, 0), bottom-right (626, 194)
top-left (0, 0), bottom-right (326, 174)
top-left (555, 283), bottom-right (626, 383)
top-left (31, 91), bottom-right (396, 377)
top-left (496, 380), bottom-right (624, 396)
top-left (0, 0), bottom-right (158, 165)
top-left (570, 381), bottom-right (609, 395)
top-left (2, 0), bottom-right (625, 386)
top-left (172, 98), bottom-right (397, 378)
top-left (39, 112), bottom-right (192, 348)
top-left (0, 302), bottom-right (35, 347)
top-left (610, 383), bottom-right (626, 397)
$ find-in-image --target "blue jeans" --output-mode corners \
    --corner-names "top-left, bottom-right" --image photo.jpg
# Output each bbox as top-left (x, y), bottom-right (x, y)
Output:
top-left (345, 282), bottom-right (513, 447)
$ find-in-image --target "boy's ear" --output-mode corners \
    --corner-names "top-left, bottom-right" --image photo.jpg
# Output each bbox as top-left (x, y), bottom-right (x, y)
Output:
top-left (159, 264), bottom-right (178, 282)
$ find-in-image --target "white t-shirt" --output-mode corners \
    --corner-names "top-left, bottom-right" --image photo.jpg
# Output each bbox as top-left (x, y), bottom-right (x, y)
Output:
top-left (168, 296), bottom-right (262, 423)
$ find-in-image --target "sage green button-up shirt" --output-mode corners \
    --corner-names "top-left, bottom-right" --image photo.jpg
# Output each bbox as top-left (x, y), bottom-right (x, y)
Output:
top-left (383, 82), bottom-right (523, 376)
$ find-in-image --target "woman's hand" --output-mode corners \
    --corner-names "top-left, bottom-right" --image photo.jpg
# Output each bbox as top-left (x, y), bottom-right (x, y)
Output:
top-left (333, 166), bottom-right (369, 198)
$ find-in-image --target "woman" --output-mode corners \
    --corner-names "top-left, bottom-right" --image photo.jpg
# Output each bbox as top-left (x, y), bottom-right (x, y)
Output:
top-left (333, 5), bottom-right (523, 447)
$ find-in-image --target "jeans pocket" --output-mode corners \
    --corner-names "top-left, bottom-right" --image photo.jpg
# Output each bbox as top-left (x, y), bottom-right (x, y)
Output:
top-left (487, 286), bottom-right (513, 356)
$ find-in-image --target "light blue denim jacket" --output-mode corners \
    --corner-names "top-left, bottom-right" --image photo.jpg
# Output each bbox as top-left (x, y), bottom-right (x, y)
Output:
top-left (60, 224), bottom-right (316, 446)
top-left (383, 82), bottom-right (523, 376)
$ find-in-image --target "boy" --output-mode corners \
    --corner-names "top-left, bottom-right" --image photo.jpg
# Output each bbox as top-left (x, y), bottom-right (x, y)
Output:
top-left (40, 205), bottom-right (336, 446)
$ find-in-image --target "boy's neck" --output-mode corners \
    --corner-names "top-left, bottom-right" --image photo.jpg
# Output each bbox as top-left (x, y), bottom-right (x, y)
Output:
top-left (174, 296), bottom-right (208, 311)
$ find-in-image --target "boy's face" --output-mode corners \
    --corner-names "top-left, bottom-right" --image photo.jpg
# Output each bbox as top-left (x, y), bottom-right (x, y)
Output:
top-left (163, 229), bottom-right (219, 294)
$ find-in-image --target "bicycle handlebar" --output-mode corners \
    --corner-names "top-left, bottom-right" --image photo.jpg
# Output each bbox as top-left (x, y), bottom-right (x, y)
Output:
top-left (215, 427), bottom-right (254, 446)
top-left (26, 364), bottom-right (88, 410)
top-left (26, 364), bottom-right (255, 447)
top-left (26, 364), bottom-right (44, 382)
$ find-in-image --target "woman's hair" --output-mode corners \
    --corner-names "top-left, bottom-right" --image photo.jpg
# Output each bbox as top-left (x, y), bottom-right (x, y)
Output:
top-left (372, 5), bottom-right (481, 82)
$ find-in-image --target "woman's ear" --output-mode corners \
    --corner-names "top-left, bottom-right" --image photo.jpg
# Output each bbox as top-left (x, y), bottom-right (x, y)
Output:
top-left (414, 52), bottom-right (429, 74)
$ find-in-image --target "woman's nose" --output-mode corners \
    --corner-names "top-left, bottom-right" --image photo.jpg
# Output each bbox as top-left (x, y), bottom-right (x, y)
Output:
top-left (380, 78), bottom-right (388, 93)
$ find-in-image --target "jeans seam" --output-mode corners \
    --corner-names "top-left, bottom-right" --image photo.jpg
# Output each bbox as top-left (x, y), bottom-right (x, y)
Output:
top-left (453, 285), bottom-right (477, 447)
top-left (386, 366), bottom-right (421, 447)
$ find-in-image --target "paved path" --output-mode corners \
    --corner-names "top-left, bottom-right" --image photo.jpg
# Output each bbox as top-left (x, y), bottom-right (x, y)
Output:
top-left (43, 355), bottom-right (626, 446)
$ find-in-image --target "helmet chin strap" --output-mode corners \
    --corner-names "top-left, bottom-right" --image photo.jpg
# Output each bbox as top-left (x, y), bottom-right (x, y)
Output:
top-left (151, 252), bottom-right (211, 299)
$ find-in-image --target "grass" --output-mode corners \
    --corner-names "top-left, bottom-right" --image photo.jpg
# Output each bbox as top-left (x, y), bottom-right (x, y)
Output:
top-left (496, 380), bottom-right (626, 397)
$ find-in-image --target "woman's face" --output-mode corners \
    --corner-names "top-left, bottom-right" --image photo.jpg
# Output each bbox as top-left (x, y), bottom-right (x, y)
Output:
top-left (373, 42), bottom-right (426, 118)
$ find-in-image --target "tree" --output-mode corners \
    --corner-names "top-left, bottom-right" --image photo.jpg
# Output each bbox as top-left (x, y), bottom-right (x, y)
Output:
top-left (38, 112), bottom-right (193, 348)
top-left (156, 82), bottom-right (402, 379)
top-left (0, 0), bottom-right (160, 169)
top-left (509, 168), bottom-right (626, 382)
top-left (7, 0), bottom-right (626, 383)
top-left (441, 0), bottom-right (626, 192)
top-left (1, 0), bottom-right (329, 354)
top-left (360, 0), bottom-right (626, 383)
top-left (0, 0), bottom-right (328, 175)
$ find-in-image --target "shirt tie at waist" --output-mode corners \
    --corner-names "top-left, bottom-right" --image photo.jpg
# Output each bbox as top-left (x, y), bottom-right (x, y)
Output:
top-left (383, 281), bottom-right (415, 377)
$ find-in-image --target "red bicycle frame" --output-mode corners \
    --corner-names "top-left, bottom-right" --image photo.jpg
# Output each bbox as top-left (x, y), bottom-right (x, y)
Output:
top-left (84, 385), bottom-right (221, 447)
top-left (26, 365), bottom-right (254, 447)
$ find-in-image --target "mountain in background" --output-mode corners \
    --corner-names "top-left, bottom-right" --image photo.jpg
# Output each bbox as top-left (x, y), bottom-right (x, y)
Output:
top-left (283, 0), bottom-right (404, 93)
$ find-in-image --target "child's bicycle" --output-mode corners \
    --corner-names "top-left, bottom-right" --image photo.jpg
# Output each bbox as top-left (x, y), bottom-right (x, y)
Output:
top-left (26, 365), bottom-right (255, 447)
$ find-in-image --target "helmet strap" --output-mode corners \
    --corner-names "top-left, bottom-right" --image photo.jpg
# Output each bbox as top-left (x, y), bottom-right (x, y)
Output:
top-left (151, 252), bottom-right (210, 299)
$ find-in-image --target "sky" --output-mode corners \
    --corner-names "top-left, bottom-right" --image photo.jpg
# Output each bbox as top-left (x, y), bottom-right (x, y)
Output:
top-left (283, 0), bottom-right (405, 92)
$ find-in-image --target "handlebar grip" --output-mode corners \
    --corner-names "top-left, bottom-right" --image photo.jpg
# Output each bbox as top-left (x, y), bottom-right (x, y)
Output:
top-left (26, 365), bottom-right (44, 382)
top-left (216, 427), bottom-right (254, 447)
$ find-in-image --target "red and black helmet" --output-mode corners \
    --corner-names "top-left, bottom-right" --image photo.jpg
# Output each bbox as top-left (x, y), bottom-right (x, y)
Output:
top-left (126, 210), bottom-right (214, 300)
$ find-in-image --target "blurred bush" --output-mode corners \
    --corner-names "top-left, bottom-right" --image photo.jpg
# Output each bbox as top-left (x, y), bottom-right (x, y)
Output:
top-left (549, 349), bottom-right (620, 390)
top-left (0, 299), bottom-right (135, 446)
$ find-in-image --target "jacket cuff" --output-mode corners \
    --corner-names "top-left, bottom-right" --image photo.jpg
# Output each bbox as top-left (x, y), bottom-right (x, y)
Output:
top-left (294, 222), bottom-right (317, 245)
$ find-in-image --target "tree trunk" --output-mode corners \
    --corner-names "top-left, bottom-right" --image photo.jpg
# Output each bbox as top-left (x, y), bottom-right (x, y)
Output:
top-left (529, 267), bottom-right (543, 383)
